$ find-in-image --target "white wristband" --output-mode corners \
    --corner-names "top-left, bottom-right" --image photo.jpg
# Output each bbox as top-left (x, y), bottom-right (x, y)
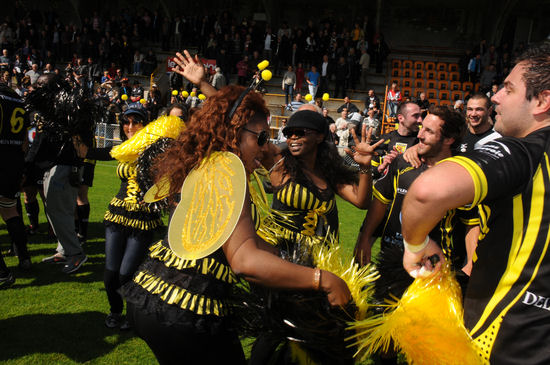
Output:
top-left (403, 236), bottom-right (429, 253)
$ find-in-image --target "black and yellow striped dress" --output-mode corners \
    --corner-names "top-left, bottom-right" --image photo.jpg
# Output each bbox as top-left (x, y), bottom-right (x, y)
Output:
top-left (121, 201), bottom-right (262, 334)
top-left (271, 177), bottom-right (339, 246)
top-left (103, 161), bottom-right (163, 231)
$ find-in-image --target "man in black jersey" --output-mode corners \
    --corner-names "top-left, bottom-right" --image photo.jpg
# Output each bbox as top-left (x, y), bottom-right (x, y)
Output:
top-left (458, 92), bottom-right (501, 154)
top-left (354, 106), bottom-right (466, 268)
top-left (0, 85), bottom-right (31, 287)
top-left (372, 102), bottom-right (421, 175)
top-left (401, 42), bottom-right (550, 364)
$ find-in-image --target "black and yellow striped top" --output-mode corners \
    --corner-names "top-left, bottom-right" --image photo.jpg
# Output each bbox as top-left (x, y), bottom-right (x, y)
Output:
top-left (447, 127), bottom-right (550, 364)
top-left (271, 179), bottom-right (338, 243)
top-left (104, 161), bottom-right (162, 231)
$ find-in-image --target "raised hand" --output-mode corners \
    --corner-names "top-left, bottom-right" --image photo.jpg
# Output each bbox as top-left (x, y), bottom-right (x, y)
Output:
top-left (173, 50), bottom-right (206, 85)
top-left (345, 124), bottom-right (384, 167)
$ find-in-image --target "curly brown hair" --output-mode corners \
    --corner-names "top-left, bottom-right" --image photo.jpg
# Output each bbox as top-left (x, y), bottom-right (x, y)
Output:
top-left (154, 85), bottom-right (269, 197)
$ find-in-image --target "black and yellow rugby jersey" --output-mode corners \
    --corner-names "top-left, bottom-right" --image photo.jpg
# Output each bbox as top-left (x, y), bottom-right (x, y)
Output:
top-left (374, 155), bottom-right (467, 268)
top-left (372, 130), bottom-right (417, 171)
top-left (0, 88), bottom-right (26, 149)
top-left (447, 126), bottom-right (550, 364)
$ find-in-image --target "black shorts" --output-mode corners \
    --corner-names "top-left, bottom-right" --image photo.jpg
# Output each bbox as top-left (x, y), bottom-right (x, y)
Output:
top-left (23, 164), bottom-right (46, 187)
top-left (81, 162), bottom-right (96, 187)
top-left (0, 159), bottom-right (24, 200)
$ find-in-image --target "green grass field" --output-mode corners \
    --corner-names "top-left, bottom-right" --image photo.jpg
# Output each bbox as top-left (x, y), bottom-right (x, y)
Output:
top-left (0, 160), bottom-right (376, 364)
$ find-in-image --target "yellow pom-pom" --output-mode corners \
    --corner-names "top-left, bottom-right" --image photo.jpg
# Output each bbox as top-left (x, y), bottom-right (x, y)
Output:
top-left (190, 91), bottom-right (196, 97)
top-left (322, 93), bottom-right (330, 101)
top-left (261, 69), bottom-right (272, 82)
top-left (305, 94), bottom-right (313, 102)
top-left (257, 60), bottom-right (269, 70)
top-left (121, 94), bottom-right (128, 101)
top-left (172, 90), bottom-right (178, 96)
top-left (198, 94), bottom-right (206, 100)
top-left (181, 91), bottom-right (189, 98)
top-left (140, 98), bottom-right (147, 104)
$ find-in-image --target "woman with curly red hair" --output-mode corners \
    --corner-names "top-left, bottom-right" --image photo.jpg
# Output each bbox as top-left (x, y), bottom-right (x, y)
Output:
top-left (122, 62), bottom-right (352, 363)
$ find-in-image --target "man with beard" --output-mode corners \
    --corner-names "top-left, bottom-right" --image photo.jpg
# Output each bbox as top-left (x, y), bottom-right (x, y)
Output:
top-left (400, 42), bottom-right (550, 364)
top-left (354, 106), bottom-right (467, 365)
top-left (355, 106), bottom-right (467, 267)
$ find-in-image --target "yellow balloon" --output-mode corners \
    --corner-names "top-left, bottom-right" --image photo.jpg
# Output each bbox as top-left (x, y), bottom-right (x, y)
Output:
top-left (140, 98), bottom-right (147, 104)
top-left (305, 94), bottom-right (313, 102)
top-left (190, 91), bottom-right (196, 97)
top-left (322, 93), bottom-right (330, 101)
top-left (181, 91), bottom-right (189, 98)
top-left (121, 94), bottom-right (128, 101)
top-left (172, 90), bottom-right (178, 96)
top-left (261, 69), bottom-right (272, 82)
top-left (198, 94), bottom-right (206, 100)
top-left (257, 60), bottom-right (269, 70)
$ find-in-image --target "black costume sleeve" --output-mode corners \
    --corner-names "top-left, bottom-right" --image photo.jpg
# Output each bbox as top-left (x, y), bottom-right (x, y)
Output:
top-left (86, 146), bottom-right (114, 161)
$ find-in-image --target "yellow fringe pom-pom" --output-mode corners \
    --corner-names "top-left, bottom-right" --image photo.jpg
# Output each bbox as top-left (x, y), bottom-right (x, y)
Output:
top-left (311, 236), bottom-right (378, 320)
top-left (348, 262), bottom-right (479, 365)
top-left (110, 115), bottom-right (185, 163)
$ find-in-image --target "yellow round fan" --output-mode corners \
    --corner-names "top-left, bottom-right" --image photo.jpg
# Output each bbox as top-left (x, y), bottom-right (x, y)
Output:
top-left (168, 152), bottom-right (247, 259)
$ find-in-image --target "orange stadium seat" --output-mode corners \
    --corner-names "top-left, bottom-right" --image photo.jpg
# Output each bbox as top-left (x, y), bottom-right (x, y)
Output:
top-left (436, 62), bottom-right (448, 72)
top-left (414, 79), bottom-right (425, 89)
top-left (403, 60), bottom-right (413, 69)
top-left (402, 87), bottom-right (412, 98)
top-left (391, 59), bottom-right (402, 69)
top-left (426, 70), bottom-right (436, 80)
top-left (429, 98), bottom-right (439, 106)
top-left (403, 69), bottom-right (412, 78)
top-left (390, 77), bottom-right (400, 86)
top-left (425, 61), bottom-right (436, 71)
top-left (414, 61), bottom-right (424, 70)
top-left (426, 79), bottom-right (437, 89)
top-left (402, 78), bottom-right (413, 88)
top-left (450, 71), bottom-right (460, 81)
top-left (391, 68), bottom-right (402, 78)
top-left (475, 83), bottom-right (481, 92)
top-left (437, 71), bottom-right (448, 81)
top-left (448, 63), bottom-right (459, 73)
top-left (414, 70), bottom-right (424, 79)
top-left (413, 88), bottom-right (424, 99)
top-left (451, 90), bottom-right (463, 101)
top-left (450, 81), bottom-right (461, 91)
top-left (439, 90), bottom-right (450, 101)
top-left (440, 100), bottom-right (452, 107)
top-left (427, 88), bottom-right (438, 99)
top-left (438, 80), bottom-right (449, 90)
top-left (462, 81), bottom-right (474, 92)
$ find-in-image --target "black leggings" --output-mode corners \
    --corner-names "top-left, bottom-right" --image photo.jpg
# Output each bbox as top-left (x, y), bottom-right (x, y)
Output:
top-left (127, 303), bottom-right (246, 365)
top-left (104, 225), bottom-right (152, 314)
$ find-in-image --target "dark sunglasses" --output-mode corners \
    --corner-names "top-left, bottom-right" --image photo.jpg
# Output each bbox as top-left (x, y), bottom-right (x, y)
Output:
top-left (282, 128), bottom-right (317, 139)
top-left (122, 119), bottom-right (144, 126)
top-left (242, 127), bottom-right (270, 146)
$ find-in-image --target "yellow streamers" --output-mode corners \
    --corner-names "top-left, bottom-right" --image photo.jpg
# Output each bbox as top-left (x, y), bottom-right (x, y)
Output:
top-left (311, 234), bottom-right (378, 320)
top-left (348, 263), bottom-right (479, 365)
top-left (110, 115), bottom-right (185, 163)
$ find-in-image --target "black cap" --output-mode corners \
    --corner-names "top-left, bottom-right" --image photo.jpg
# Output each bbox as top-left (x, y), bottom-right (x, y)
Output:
top-left (283, 110), bottom-right (328, 136)
top-left (123, 107), bottom-right (147, 122)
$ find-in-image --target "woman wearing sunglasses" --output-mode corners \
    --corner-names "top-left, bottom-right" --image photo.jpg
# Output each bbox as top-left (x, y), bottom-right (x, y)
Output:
top-left (121, 78), bottom-right (352, 362)
top-left (269, 110), bottom-right (383, 246)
